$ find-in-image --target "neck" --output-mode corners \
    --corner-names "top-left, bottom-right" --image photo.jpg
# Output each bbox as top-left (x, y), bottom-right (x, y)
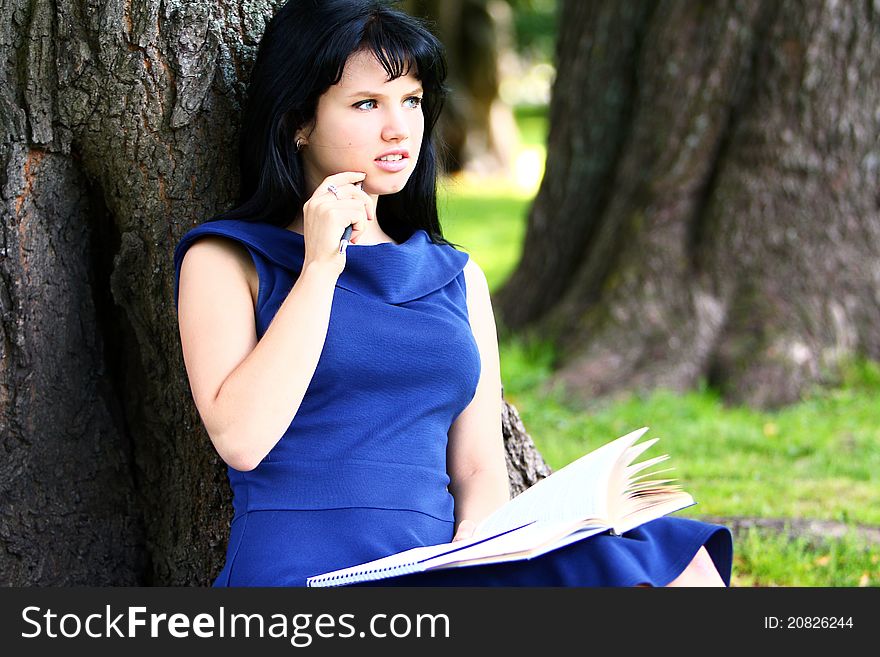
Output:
top-left (287, 207), bottom-right (397, 246)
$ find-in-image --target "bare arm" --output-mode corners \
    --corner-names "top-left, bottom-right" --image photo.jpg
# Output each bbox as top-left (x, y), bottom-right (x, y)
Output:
top-left (446, 258), bottom-right (510, 539)
top-left (176, 172), bottom-right (374, 471)
top-left (178, 238), bottom-right (339, 471)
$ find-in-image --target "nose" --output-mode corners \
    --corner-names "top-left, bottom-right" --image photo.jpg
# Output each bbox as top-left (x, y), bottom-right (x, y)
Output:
top-left (382, 106), bottom-right (409, 142)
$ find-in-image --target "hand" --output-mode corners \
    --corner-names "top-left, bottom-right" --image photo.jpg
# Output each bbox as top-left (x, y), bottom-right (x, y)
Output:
top-left (452, 519), bottom-right (477, 542)
top-left (301, 171), bottom-right (376, 275)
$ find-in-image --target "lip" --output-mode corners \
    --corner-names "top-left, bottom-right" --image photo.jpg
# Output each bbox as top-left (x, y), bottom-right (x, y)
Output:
top-left (375, 148), bottom-right (410, 160)
top-left (374, 148), bottom-right (410, 173)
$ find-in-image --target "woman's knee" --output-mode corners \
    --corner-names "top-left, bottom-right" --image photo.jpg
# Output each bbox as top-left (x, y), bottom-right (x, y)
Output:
top-left (666, 546), bottom-right (725, 587)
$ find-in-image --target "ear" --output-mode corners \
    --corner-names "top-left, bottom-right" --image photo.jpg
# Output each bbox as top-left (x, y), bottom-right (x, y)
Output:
top-left (294, 119), bottom-right (315, 148)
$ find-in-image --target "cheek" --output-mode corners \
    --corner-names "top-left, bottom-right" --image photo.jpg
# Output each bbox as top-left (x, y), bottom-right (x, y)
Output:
top-left (410, 118), bottom-right (425, 165)
top-left (314, 110), bottom-right (369, 147)
top-left (324, 126), bottom-right (360, 150)
top-left (411, 114), bottom-right (425, 142)
top-left (338, 122), bottom-right (369, 145)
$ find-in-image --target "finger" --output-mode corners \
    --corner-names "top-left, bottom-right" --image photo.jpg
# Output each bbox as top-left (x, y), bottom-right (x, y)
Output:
top-left (319, 185), bottom-right (372, 223)
top-left (328, 199), bottom-right (370, 215)
top-left (322, 171), bottom-right (367, 191)
top-left (452, 519), bottom-right (477, 542)
top-left (318, 177), bottom-right (376, 222)
top-left (324, 183), bottom-right (364, 200)
top-left (346, 215), bottom-right (369, 244)
top-left (325, 181), bottom-right (368, 199)
top-left (337, 185), bottom-right (376, 221)
top-left (362, 196), bottom-right (376, 222)
top-left (325, 182), bottom-right (376, 221)
top-left (329, 203), bottom-right (368, 243)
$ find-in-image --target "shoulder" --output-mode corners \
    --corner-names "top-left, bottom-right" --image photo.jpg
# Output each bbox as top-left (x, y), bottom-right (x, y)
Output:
top-left (462, 257), bottom-right (489, 295)
top-left (462, 257), bottom-right (494, 323)
top-left (179, 234), bottom-right (259, 306)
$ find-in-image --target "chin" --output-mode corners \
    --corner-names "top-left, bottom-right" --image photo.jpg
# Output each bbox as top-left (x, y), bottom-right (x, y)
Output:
top-left (364, 176), bottom-right (412, 196)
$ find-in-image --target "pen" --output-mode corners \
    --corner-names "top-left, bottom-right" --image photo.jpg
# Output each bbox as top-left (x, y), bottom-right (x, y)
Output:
top-left (339, 224), bottom-right (353, 254)
top-left (338, 180), bottom-right (362, 254)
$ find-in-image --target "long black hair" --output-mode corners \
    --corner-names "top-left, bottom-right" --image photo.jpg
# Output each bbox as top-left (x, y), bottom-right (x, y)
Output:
top-left (210, 0), bottom-right (453, 246)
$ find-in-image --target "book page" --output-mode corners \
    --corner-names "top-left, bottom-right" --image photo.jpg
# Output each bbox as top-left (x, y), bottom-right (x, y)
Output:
top-left (305, 522), bottom-right (537, 586)
top-left (613, 494), bottom-right (695, 535)
top-left (308, 520), bottom-right (614, 586)
top-left (427, 520), bottom-right (610, 569)
top-left (476, 427), bottom-right (650, 537)
top-left (307, 427), bottom-right (694, 587)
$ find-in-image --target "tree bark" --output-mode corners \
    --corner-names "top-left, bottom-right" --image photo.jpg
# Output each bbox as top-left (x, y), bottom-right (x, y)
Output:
top-left (495, 0), bottom-right (880, 408)
top-left (502, 393), bottom-right (552, 497)
top-left (0, 0), bottom-right (279, 586)
top-left (0, 0), bottom-right (547, 586)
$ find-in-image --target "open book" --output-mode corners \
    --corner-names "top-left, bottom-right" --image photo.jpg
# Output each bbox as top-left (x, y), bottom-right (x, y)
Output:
top-left (306, 427), bottom-right (695, 587)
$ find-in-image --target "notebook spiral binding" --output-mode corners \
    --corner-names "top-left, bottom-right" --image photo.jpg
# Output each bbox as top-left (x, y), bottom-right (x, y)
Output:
top-left (307, 562), bottom-right (424, 587)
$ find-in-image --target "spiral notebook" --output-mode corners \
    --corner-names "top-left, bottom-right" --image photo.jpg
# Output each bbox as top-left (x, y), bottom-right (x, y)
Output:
top-left (306, 427), bottom-right (696, 587)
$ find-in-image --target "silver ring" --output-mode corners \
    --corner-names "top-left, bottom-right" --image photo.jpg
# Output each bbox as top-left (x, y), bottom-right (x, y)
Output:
top-left (326, 184), bottom-right (341, 200)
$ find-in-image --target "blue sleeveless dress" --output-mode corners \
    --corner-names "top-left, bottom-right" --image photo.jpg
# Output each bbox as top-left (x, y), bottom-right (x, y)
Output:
top-left (172, 219), bottom-right (733, 587)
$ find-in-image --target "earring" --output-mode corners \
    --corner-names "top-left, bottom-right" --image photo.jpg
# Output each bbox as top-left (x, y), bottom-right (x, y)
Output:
top-left (296, 137), bottom-right (304, 152)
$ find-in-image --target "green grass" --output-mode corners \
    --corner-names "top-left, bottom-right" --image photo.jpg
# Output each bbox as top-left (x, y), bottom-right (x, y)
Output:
top-left (436, 105), bottom-right (547, 291)
top-left (498, 348), bottom-right (880, 526)
top-left (438, 178), bottom-right (530, 292)
top-left (438, 105), bottom-right (880, 586)
top-left (732, 528), bottom-right (879, 587)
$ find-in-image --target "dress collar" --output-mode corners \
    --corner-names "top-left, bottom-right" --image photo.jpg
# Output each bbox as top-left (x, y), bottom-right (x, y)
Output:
top-left (208, 219), bottom-right (469, 304)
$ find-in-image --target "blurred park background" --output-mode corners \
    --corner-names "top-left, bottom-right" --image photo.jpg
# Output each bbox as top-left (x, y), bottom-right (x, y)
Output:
top-left (2, 0), bottom-right (877, 587)
top-left (411, 0), bottom-right (880, 587)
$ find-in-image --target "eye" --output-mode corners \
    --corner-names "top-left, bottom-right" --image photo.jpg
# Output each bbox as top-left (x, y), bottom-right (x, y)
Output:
top-left (404, 96), bottom-right (423, 108)
top-left (354, 99), bottom-right (378, 111)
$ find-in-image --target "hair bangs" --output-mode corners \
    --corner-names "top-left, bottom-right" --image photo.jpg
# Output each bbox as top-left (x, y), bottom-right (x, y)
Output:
top-left (359, 10), bottom-right (445, 91)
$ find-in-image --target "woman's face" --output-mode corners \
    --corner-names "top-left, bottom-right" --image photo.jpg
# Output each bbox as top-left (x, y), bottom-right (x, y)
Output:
top-left (298, 50), bottom-right (425, 196)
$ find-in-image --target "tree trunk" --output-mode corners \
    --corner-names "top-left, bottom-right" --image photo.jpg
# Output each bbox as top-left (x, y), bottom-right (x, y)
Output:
top-left (0, 0), bottom-right (277, 586)
top-left (495, 0), bottom-right (880, 408)
top-left (502, 392), bottom-right (552, 497)
top-left (0, 0), bottom-right (547, 586)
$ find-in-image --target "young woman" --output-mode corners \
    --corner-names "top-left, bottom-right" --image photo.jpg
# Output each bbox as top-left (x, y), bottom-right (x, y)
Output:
top-left (173, 0), bottom-right (732, 587)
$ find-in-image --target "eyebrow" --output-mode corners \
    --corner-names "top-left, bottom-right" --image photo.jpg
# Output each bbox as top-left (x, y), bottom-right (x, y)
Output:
top-left (347, 87), bottom-right (423, 98)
